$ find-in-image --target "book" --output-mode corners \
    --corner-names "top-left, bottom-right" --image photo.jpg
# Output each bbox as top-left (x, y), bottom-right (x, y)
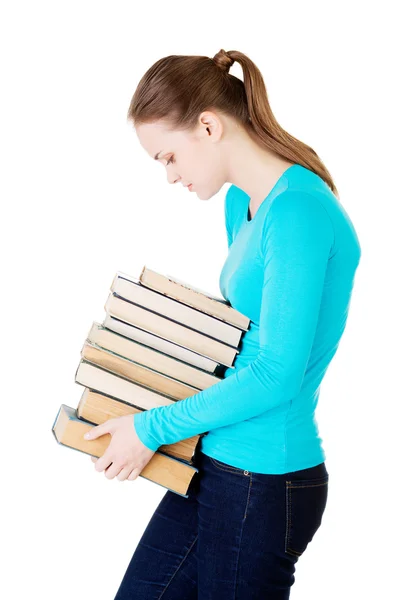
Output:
top-left (104, 293), bottom-right (238, 368)
top-left (52, 404), bottom-right (198, 497)
top-left (111, 271), bottom-right (243, 347)
top-left (103, 314), bottom-right (224, 374)
top-left (53, 266), bottom-right (250, 498)
top-left (76, 388), bottom-right (199, 462)
top-left (138, 265), bottom-right (250, 331)
top-left (86, 322), bottom-right (223, 388)
top-left (81, 340), bottom-right (201, 400)
top-left (75, 360), bottom-right (179, 411)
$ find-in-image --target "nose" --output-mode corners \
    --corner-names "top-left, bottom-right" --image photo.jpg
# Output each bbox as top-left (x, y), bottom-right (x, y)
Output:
top-left (166, 170), bottom-right (181, 185)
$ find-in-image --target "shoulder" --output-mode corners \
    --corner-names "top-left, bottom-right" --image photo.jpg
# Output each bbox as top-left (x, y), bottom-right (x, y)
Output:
top-left (263, 190), bottom-right (335, 248)
top-left (268, 190), bottom-right (333, 227)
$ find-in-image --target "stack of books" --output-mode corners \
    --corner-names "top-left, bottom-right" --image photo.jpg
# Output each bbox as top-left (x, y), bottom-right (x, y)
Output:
top-left (52, 265), bottom-right (250, 497)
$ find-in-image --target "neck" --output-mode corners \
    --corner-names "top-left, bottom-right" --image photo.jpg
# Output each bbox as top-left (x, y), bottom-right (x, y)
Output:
top-left (224, 128), bottom-right (294, 205)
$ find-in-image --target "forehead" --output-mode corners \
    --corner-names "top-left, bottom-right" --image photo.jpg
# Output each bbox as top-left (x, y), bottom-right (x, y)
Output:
top-left (135, 121), bottom-right (189, 156)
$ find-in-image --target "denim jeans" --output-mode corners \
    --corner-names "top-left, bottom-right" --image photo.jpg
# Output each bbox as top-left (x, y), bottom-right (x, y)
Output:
top-left (114, 445), bottom-right (329, 599)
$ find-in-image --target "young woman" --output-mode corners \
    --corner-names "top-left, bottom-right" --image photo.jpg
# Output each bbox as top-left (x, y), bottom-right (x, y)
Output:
top-left (86, 48), bottom-right (362, 599)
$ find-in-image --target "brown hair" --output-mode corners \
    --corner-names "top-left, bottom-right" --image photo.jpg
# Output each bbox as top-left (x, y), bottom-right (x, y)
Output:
top-left (127, 49), bottom-right (339, 197)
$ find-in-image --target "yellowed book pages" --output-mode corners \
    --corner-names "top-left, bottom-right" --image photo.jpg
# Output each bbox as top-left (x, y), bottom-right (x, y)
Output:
top-left (77, 388), bottom-right (199, 462)
top-left (86, 322), bottom-right (222, 389)
top-left (111, 273), bottom-right (242, 347)
top-left (104, 293), bottom-right (238, 368)
top-left (81, 342), bottom-right (200, 400)
top-left (75, 360), bottom-right (175, 411)
top-left (52, 404), bottom-right (198, 498)
top-left (102, 314), bottom-right (221, 374)
top-left (137, 265), bottom-right (250, 330)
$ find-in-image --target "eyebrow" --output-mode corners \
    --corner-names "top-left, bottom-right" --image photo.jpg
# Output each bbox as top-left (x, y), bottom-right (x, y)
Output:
top-left (154, 150), bottom-right (164, 160)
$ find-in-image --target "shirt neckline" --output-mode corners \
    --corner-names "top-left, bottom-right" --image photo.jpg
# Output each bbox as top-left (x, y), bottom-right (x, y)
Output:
top-left (245, 163), bottom-right (299, 224)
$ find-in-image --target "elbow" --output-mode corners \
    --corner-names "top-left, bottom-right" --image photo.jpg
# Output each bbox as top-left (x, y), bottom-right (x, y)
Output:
top-left (277, 362), bottom-right (306, 398)
top-left (281, 373), bottom-right (304, 399)
top-left (252, 354), bottom-right (305, 400)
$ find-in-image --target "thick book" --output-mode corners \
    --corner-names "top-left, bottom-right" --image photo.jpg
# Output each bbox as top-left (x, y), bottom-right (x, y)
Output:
top-left (111, 272), bottom-right (243, 347)
top-left (103, 314), bottom-right (224, 374)
top-left (104, 293), bottom-right (238, 368)
top-left (77, 388), bottom-right (199, 462)
top-left (52, 404), bottom-right (198, 497)
top-left (138, 265), bottom-right (250, 331)
top-left (74, 360), bottom-right (182, 411)
top-left (86, 322), bottom-right (223, 389)
top-left (81, 341), bottom-right (201, 400)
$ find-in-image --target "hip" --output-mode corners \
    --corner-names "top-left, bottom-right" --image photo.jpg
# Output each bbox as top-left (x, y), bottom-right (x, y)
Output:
top-left (190, 447), bottom-right (329, 559)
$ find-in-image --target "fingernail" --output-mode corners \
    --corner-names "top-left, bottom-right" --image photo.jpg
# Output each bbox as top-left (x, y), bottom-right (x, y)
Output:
top-left (84, 433), bottom-right (90, 439)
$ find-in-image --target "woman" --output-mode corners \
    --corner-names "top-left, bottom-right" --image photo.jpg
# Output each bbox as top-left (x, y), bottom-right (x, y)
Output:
top-left (86, 49), bottom-right (361, 598)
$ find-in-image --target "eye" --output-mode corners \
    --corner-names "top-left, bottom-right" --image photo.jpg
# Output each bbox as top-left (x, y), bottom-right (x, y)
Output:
top-left (166, 155), bottom-right (175, 166)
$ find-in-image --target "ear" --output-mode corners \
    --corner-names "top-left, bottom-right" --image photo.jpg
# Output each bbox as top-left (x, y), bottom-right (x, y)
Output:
top-left (199, 110), bottom-right (223, 141)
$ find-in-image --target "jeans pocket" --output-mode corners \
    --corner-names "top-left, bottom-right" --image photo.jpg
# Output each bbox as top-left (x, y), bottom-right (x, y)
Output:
top-left (285, 474), bottom-right (329, 557)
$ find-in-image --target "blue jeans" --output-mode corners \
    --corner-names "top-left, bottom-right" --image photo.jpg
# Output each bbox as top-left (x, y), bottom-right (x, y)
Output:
top-left (114, 445), bottom-right (329, 599)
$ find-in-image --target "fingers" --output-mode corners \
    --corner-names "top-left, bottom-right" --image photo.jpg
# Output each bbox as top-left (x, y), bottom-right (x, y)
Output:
top-left (94, 452), bottom-right (113, 473)
top-left (91, 455), bottom-right (140, 481)
top-left (116, 466), bottom-right (134, 482)
top-left (84, 419), bottom-right (115, 441)
top-left (128, 468), bottom-right (140, 481)
top-left (104, 462), bottom-right (125, 480)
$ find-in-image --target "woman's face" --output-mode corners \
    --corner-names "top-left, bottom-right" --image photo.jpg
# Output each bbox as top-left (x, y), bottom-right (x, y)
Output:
top-left (135, 112), bottom-right (227, 200)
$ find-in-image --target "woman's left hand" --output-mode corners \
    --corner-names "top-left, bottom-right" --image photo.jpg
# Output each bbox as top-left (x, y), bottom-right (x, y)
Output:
top-left (84, 414), bottom-right (156, 481)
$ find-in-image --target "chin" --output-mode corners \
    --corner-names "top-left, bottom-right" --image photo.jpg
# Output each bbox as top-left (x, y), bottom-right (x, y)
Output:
top-left (198, 192), bottom-right (211, 201)
top-left (198, 187), bottom-right (218, 201)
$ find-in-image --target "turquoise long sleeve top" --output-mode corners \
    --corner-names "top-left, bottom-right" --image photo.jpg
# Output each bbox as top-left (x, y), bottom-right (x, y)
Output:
top-left (133, 164), bottom-right (361, 474)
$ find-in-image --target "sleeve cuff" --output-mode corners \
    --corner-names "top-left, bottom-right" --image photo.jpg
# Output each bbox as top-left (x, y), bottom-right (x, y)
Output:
top-left (133, 412), bottom-right (160, 452)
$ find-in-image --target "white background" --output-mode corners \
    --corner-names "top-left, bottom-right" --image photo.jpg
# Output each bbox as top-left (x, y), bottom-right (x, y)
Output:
top-left (1, 1), bottom-right (398, 598)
